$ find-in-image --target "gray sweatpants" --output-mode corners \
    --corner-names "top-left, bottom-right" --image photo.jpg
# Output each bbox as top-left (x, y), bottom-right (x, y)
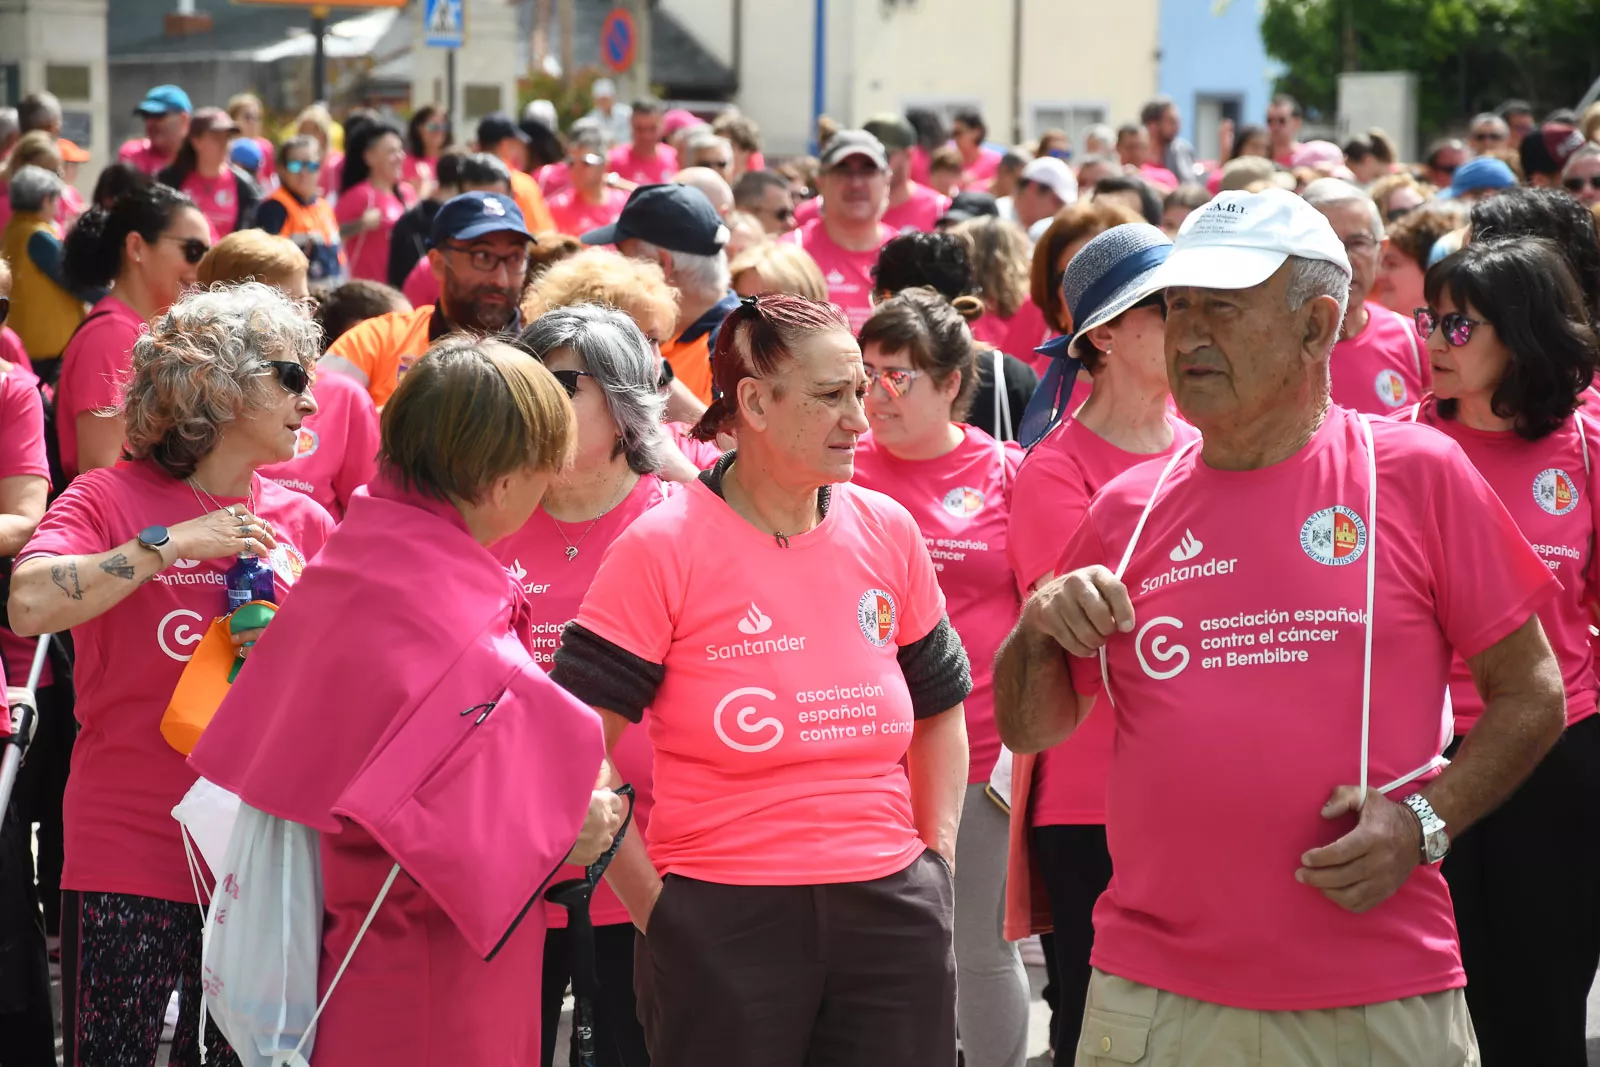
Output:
top-left (955, 781), bottom-right (1031, 1067)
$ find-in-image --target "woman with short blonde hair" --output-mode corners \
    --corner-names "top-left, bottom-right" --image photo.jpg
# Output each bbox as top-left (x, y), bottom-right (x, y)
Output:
top-left (730, 240), bottom-right (828, 302)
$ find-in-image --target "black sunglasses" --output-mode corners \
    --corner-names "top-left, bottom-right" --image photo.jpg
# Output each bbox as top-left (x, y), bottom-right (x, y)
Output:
top-left (1565, 176), bottom-right (1600, 192)
top-left (551, 369), bottom-right (595, 398)
top-left (267, 360), bottom-right (311, 395)
top-left (164, 235), bottom-right (211, 265)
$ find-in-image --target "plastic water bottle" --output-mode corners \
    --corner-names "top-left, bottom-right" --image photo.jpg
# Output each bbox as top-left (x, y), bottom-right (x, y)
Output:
top-left (225, 552), bottom-right (277, 612)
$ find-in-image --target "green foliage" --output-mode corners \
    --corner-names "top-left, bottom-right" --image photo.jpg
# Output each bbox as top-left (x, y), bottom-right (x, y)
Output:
top-left (1262, 0), bottom-right (1600, 138)
top-left (518, 68), bottom-right (601, 131)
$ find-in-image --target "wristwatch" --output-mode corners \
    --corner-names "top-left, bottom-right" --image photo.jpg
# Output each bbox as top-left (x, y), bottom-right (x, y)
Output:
top-left (1401, 793), bottom-right (1450, 864)
top-left (137, 525), bottom-right (171, 560)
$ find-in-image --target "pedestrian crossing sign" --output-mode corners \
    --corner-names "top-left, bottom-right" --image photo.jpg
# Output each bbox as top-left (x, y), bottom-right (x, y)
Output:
top-left (424, 0), bottom-right (465, 48)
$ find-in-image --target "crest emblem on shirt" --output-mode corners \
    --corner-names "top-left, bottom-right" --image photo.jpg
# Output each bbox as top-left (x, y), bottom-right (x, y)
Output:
top-left (293, 427), bottom-right (320, 458)
top-left (268, 540), bottom-right (306, 584)
top-left (216, 188), bottom-right (232, 207)
top-left (1299, 505), bottom-right (1367, 566)
top-left (941, 486), bottom-right (984, 518)
top-left (856, 588), bottom-right (897, 647)
top-left (826, 269), bottom-right (846, 285)
top-left (1373, 369), bottom-right (1407, 408)
top-left (1534, 468), bottom-right (1579, 516)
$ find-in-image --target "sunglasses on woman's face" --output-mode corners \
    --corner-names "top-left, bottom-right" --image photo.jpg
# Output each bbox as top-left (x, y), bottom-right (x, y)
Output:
top-left (551, 369), bottom-right (596, 398)
top-left (163, 235), bottom-right (211, 265)
top-left (283, 159), bottom-right (321, 175)
top-left (864, 366), bottom-right (922, 398)
top-left (1414, 308), bottom-right (1485, 347)
top-left (267, 360), bottom-right (312, 395)
top-left (1565, 175), bottom-right (1600, 192)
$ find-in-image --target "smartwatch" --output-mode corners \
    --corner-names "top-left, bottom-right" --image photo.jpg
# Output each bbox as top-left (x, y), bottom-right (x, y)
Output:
top-left (137, 525), bottom-right (171, 560)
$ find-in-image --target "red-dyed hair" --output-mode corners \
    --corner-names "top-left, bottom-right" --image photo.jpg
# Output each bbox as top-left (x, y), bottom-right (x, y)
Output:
top-left (689, 293), bottom-right (849, 441)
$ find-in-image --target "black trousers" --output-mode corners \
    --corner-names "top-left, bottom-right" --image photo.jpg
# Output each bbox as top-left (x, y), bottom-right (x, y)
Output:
top-left (14, 683), bottom-right (71, 934)
top-left (1443, 713), bottom-right (1600, 1067)
top-left (0, 789), bottom-right (53, 1067)
top-left (1033, 823), bottom-right (1112, 1061)
top-left (541, 921), bottom-right (650, 1067)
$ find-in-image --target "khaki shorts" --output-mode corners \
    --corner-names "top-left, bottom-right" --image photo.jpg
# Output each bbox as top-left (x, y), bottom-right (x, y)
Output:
top-left (1074, 969), bottom-right (1479, 1067)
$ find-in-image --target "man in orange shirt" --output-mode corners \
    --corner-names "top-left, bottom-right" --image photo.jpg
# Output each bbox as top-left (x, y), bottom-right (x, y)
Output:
top-left (583, 183), bottom-right (737, 404)
top-left (475, 112), bottom-right (555, 235)
top-left (320, 191), bottom-right (532, 406)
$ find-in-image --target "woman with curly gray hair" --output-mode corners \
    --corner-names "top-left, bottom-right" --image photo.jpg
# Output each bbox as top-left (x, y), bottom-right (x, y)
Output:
top-left (500, 303), bottom-right (668, 1067)
top-left (6, 282), bottom-right (335, 1067)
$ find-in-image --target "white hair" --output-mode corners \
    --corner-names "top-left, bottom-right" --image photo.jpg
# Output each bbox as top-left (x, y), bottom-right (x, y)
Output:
top-left (634, 239), bottom-right (731, 300)
top-left (1301, 177), bottom-right (1385, 239)
top-left (1284, 255), bottom-right (1350, 350)
top-left (9, 165), bottom-right (63, 213)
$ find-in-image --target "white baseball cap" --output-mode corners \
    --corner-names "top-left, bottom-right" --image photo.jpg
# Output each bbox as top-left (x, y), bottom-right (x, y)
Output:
top-left (1021, 156), bottom-right (1078, 205)
top-left (1150, 188), bottom-right (1351, 292)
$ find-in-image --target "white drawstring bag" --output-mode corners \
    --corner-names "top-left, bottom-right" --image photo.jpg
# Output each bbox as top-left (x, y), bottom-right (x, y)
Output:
top-left (174, 777), bottom-right (241, 880)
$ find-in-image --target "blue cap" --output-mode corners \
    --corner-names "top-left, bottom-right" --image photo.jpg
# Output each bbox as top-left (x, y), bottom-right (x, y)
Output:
top-left (429, 192), bottom-right (532, 247)
top-left (582, 184), bottom-right (729, 255)
top-left (229, 139), bottom-right (263, 171)
top-left (1441, 156), bottom-right (1518, 199)
top-left (134, 85), bottom-right (192, 117)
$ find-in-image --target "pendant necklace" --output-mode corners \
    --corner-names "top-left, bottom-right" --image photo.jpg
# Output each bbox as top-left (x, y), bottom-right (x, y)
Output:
top-left (550, 476), bottom-right (634, 561)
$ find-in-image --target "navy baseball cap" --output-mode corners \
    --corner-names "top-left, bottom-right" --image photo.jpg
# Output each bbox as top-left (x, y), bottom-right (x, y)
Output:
top-left (582, 183), bottom-right (730, 255)
top-left (135, 85), bottom-right (192, 117)
top-left (430, 192), bottom-right (532, 247)
top-left (477, 112), bottom-right (530, 150)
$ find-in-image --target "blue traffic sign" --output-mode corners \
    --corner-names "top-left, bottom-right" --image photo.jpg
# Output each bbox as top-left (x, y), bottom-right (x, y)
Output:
top-left (424, 0), bottom-right (465, 49)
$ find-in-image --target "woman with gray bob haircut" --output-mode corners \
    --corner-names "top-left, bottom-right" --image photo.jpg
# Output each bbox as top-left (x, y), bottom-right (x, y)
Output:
top-left (500, 301), bottom-right (677, 1067)
top-left (6, 280), bottom-right (334, 1067)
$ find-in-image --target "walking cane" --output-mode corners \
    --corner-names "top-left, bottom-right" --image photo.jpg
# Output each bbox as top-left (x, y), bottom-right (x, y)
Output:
top-left (545, 782), bottom-right (636, 1067)
top-left (0, 634), bottom-right (53, 818)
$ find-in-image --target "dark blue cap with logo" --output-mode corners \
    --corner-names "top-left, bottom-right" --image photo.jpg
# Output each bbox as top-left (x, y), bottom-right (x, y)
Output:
top-left (135, 85), bottom-right (192, 117)
top-left (429, 192), bottom-right (532, 247)
top-left (582, 183), bottom-right (730, 256)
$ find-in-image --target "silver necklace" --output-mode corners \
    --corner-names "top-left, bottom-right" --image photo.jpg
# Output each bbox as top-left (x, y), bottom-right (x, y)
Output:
top-left (188, 476), bottom-right (255, 517)
top-left (548, 476), bottom-right (634, 561)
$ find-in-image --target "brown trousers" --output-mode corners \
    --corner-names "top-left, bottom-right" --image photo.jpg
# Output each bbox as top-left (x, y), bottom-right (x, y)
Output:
top-left (634, 850), bottom-right (956, 1067)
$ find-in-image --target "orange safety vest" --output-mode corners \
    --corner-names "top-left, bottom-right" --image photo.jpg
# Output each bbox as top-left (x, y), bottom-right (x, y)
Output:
top-left (266, 187), bottom-right (347, 283)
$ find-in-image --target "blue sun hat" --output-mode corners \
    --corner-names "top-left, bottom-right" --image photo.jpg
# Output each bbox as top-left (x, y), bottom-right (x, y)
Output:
top-left (1018, 223), bottom-right (1173, 447)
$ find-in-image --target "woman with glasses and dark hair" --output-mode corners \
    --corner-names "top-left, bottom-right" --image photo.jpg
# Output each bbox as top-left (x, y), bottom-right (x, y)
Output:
top-left (500, 305), bottom-right (671, 1067)
top-left (1408, 237), bottom-right (1600, 1067)
top-left (8, 282), bottom-right (334, 1067)
top-left (404, 103), bottom-right (452, 197)
top-left (59, 182), bottom-right (209, 477)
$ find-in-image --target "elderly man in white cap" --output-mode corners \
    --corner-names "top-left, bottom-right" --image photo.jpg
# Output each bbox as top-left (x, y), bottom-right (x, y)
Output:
top-left (994, 188), bottom-right (1564, 1067)
top-left (582, 77), bottom-right (632, 148)
top-left (1012, 156), bottom-right (1078, 239)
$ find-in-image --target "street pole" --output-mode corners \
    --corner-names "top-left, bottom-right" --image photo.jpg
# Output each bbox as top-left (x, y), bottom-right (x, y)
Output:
top-left (625, 0), bottom-right (651, 98)
top-left (311, 5), bottom-right (328, 103)
top-left (811, 0), bottom-right (826, 153)
top-left (447, 49), bottom-right (456, 121)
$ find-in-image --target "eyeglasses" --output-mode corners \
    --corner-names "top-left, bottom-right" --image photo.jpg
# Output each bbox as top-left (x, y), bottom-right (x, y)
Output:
top-left (828, 164), bottom-right (883, 181)
top-left (443, 244), bottom-right (529, 275)
top-left (1386, 205), bottom-right (1415, 223)
top-left (551, 369), bottom-right (596, 398)
top-left (864, 366), bottom-right (922, 398)
top-left (283, 159), bottom-right (321, 175)
top-left (1341, 234), bottom-right (1381, 255)
top-left (164, 236), bottom-right (211, 265)
top-left (1471, 130), bottom-right (1508, 143)
top-left (1414, 308), bottom-right (1486, 347)
top-left (1565, 175), bottom-right (1600, 192)
top-left (1431, 163), bottom-right (1459, 178)
top-left (267, 360), bottom-right (312, 395)
top-left (1266, 115), bottom-right (1292, 127)
top-left (424, 121), bottom-right (448, 134)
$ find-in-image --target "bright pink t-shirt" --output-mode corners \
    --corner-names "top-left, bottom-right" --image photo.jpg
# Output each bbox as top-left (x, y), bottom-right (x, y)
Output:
top-left (547, 185), bottom-right (629, 238)
top-left (18, 463), bottom-right (333, 902)
top-left (258, 370), bottom-right (379, 520)
top-left (961, 147), bottom-right (1003, 189)
top-left (970, 297), bottom-right (1050, 361)
top-left (537, 161), bottom-right (572, 197)
top-left (117, 139), bottom-right (174, 176)
top-left (401, 154), bottom-right (435, 193)
top-left (1412, 401), bottom-right (1600, 733)
top-left (793, 218), bottom-right (895, 333)
top-left (181, 172), bottom-right (240, 242)
top-left (1330, 303), bottom-right (1426, 415)
top-left (0, 327), bottom-right (37, 381)
top-left (319, 151), bottom-right (344, 200)
top-left (883, 183), bottom-right (951, 234)
top-left (852, 426), bottom-right (1021, 783)
top-left (1057, 406), bottom-right (1555, 1009)
top-left (668, 422), bottom-right (723, 470)
top-left (495, 474), bottom-right (672, 927)
top-left (250, 136), bottom-right (275, 184)
top-left (334, 180), bottom-right (414, 283)
top-left (574, 477), bottom-right (947, 885)
top-left (606, 143), bottom-right (679, 187)
top-left (910, 146), bottom-right (933, 186)
top-left (402, 256), bottom-right (440, 309)
top-left (57, 294), bottom-right (146, 479)
top-left (1138, 163), bottom-right (1180, 192)
top-left (0, 365), bottom-right (52, 689)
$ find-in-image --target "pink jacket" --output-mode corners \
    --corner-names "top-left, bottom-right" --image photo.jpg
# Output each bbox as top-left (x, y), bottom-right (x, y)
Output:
top-left (192, 473), bottom-right (604, 1064)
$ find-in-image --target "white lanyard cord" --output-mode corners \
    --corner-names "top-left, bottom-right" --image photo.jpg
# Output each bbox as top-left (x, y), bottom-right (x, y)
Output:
top-left (993, 349), bottom-right (1014, 446)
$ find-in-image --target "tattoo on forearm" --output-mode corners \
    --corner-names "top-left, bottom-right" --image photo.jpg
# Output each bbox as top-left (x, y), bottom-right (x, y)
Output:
top-left (99, 553), bottom-right (137, 580)
top-left (51, 562), bottom-right (83, 600)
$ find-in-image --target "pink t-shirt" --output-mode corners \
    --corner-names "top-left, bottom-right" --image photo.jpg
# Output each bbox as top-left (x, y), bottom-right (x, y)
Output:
top-left (1330, 303), bottom-right (1426, 415)
top-left (258, 370), bottom-right (380, 520)
top-left (537, 161), bottom-right (572, 197)
top-left (668, 422), bottom-right (723, 470)
top-left (606, 143), bottom-right (679, 187)
top-left (401, 154), bottom-right (435, 193)
top-left (117, 138), bottom-right (174, 176)
top-left (0, 327), bottom-right (37, 381)
top-left (961, 147), bottom-right (1003, 189)
top-left (1138, 163), bottom-right (1180, 191)
top-left (402, 256), bottom-right (440, 310)
top-left (18, 463), bottom-right (334, 901)
top-left (793, 218), bottom-right (895, 333)
top-left (1009, 415), bottom-right (1199, 827)
top-left (181, 171), bottom-right (240, 242)
top-left (57, 294), bottom-right (146, 479)
top-left (334, 180), bottom-right (413, 283)
top-left (852, 426), bottom-right (1021, 783)
top-left (1412, 401), bottom-right (1600, 733)
top-left (1056, 406), bottom-right (1555, 1009)
top-left (883, 184), bottom-right (951, 234)
top-left (0, 365), bottom-right (51, 689)
top-left (970, 297), bottom-right (1050, 361)
top-left (250, 136), bottom-right (275, 184)
top-left (910, 146), bottom-right (933, 186)
top-left (547, 185), bottom-right (629, 238)
top-left (319, 151), bottom-right (344, 200)
top-left (495, 474), bottom-right (672, 927)
top-left (574, 477), bottom-right (947, 885)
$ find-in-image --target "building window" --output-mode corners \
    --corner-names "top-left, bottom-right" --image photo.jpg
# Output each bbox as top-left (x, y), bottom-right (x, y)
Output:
top-left (463, 85), bottom-right (503, 123)
top-left (1028, 102), bottom-right (1109, 153)
top-left (45, 65), bottom-right (91, 102)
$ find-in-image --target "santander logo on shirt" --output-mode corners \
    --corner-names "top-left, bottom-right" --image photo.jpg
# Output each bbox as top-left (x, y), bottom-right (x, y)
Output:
top-left (1138, 529), bottom-right (1237, 595)
top-left (706, 603), bottom-right (806, 660)
top-left (737, 602), bottom-right (773, 635)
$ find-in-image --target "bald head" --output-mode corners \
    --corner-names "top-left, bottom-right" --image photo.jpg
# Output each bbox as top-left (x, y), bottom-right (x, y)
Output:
top-left (674, 167), bottom-right (734, 218)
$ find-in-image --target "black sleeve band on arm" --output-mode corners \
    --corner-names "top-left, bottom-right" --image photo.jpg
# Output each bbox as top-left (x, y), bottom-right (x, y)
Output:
top-left (898, 615), bottom-right (973, 720)
top-left (550, 622), bottom-right (665, 724)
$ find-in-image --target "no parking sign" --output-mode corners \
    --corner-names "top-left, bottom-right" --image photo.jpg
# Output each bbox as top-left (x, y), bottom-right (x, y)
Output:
top-left (600, 8), bottom-right (636, 73)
